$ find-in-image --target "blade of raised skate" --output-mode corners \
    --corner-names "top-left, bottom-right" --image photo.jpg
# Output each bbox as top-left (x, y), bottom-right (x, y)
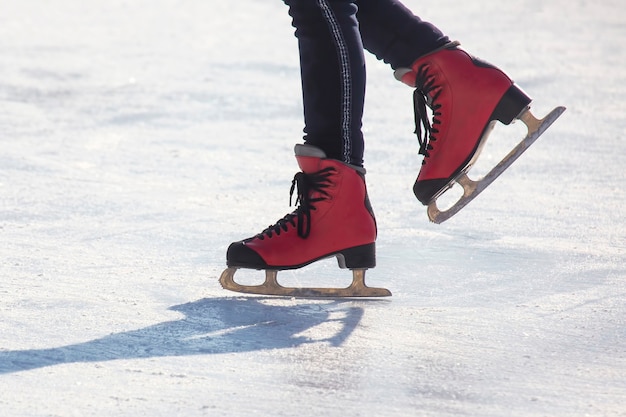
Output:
top-left (428, 106), bottom-right (566, 224)
top-left (219, 268), bottom-right (391, 297)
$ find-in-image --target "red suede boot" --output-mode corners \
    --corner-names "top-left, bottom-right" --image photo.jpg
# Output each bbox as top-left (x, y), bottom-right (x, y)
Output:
top-left (395, 42), bottom-right (532, 205)
top-left (226, 144), bottom-right (377, 270)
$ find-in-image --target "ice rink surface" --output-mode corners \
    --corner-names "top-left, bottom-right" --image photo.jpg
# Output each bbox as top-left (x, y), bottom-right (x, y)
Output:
top-left (1, 0), bottom-right (624, 416)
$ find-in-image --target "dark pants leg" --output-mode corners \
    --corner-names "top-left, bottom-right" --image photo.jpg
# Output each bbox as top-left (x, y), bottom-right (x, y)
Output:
top-left (283, 0), bottom-right (449, 166)
top-left (285, 0), bottom-right (366, 166)
top-left (356, 0), bottom-right (449, 69)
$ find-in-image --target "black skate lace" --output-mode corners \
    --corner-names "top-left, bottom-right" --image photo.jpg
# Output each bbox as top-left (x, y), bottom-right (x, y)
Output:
top-left (255, 166), bottom-right (335, 240)
top-left (412, 64), bottom-right (442, 163)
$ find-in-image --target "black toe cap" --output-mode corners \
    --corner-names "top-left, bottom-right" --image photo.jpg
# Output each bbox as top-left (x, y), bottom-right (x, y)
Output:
top-left (226, 241), bottom-right (268, 269)
top-left (413, 178), bottom-right (450, 205)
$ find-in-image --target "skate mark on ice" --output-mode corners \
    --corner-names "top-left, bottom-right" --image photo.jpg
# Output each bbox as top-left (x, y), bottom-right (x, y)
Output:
top-left (0, 297), bottom-right (364, 375)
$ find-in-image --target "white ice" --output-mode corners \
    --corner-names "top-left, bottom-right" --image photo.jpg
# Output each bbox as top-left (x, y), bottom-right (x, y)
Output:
top-left (1, 0), bottom-right (624, 416)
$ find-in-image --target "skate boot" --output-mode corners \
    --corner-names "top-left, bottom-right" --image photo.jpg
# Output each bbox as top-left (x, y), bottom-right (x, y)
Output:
top-left (219, 144), bottom-right (391, 297)
top-left (395, 42), bottom-right (565, 223)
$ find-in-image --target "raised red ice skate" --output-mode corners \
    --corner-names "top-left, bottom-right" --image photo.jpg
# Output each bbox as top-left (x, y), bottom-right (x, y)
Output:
top-left (395, 42), bottom-right (565, 223)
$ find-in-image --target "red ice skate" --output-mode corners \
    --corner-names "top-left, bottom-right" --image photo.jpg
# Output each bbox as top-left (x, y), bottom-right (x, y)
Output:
top-left (219, 144), bottom-right (391, 297)
top-left (396, 42), bottom-right (565, 223)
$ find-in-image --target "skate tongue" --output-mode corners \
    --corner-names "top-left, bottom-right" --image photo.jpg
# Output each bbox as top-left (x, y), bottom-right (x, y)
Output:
top-left (394, 68), bottom-right (416, 87)
top-left (294, 143), bottom-right (367, 175)
top-left (294, 144), bottom-right (326, 173)
top-left (294, 144), bottom-right (326, 158)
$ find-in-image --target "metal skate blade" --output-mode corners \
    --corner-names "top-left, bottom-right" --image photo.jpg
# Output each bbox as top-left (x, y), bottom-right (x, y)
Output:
top-left (219, 268), bottom-right (391, 298)
top-left (427, 106), bottom-right (566, 223)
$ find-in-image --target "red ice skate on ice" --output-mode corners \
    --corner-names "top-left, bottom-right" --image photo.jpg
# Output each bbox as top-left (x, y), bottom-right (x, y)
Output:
top-left (395, 42), bottom-right (565, 223)
top-left (219, 144), bottom-right (390, 297)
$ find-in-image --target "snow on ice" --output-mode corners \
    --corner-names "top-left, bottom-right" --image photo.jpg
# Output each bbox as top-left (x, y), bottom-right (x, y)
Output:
top-left (0, 0), bottom-right (624, 416)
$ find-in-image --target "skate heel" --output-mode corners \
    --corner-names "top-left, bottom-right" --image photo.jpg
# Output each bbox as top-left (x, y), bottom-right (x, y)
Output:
top-left (336, 243), bottom-right (376, 269)
top-left (492, 84), bottom-right (532, 125)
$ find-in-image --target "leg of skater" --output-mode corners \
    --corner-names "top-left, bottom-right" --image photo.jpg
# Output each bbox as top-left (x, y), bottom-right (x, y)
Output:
top-left (357, 0), bottom-right (542, 208)
top-left (220, 0), bottom-right (388, 296)
top-left (290, 0), bottom-right (366, 167)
